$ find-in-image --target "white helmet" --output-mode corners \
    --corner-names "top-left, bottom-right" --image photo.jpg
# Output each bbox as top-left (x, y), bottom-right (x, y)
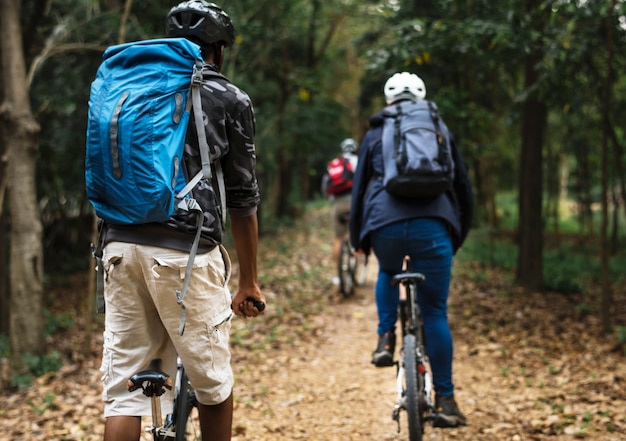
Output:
top-left (340, 138), bottom-right (358, 153)
top-left (384, 72), bottom-right (426, 104)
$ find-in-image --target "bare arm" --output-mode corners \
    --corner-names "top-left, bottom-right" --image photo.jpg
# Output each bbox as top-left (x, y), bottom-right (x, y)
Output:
top-left (230, 213), bottom-right (264, 318)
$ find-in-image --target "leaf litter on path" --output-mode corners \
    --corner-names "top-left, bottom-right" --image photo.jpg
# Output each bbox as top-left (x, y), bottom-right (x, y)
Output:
top-left (1, 208), bottom-right (625, 440)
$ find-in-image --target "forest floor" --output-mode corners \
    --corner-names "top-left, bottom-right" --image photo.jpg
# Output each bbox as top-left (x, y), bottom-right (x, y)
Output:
top-left (1, 207), bottom-right (625, 441)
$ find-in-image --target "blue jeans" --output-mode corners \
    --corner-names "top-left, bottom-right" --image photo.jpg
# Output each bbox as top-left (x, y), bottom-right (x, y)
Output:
top-left (371, 217), bottom-right (455, 397)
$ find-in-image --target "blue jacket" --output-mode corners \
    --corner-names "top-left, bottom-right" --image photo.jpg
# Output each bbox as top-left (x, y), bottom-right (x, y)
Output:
top-left (349, 103), bottom-right (474, 255)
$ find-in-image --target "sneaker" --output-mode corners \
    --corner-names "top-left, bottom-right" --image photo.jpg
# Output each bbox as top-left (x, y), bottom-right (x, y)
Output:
top-left (433, 394), bottom-right (467, 428)
top-left (371, 332), bottom-right (395, 367)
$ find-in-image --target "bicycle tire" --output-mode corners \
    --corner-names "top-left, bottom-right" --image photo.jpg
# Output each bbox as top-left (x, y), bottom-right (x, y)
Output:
top-left (352, 254), bottom-right (368, 286)
top-left (338, 239), bottom-right (354, 297)
top-left (403, 334), bottom-right (423, 441)
top-left (173, 369), bottom-right (201, 441)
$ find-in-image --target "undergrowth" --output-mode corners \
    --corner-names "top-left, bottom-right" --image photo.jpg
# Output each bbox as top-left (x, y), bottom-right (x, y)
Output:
top-left (458, 227), bottom-right (626, 294)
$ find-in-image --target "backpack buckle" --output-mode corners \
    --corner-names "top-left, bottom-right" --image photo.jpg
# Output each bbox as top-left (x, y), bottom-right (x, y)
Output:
top-left (191, 62), bottom-right (203, 85)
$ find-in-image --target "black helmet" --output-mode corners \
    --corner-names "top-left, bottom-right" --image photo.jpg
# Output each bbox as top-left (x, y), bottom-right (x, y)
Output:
top-left (166, 1), bottom-right (235, 48)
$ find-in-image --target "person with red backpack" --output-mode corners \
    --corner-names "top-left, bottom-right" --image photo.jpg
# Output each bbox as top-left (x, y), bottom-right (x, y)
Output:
top-left (323, 138), bottom-right (359, 284)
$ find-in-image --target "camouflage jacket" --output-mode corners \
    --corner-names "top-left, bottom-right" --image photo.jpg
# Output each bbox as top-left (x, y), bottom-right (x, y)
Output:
top-left (102, 64), bottom-right (260, 252)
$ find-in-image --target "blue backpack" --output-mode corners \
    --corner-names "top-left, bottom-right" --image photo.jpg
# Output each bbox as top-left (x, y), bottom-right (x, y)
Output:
top-left (86, 37), bottom-right (224, 225)
top-left (86, 38), bottom-right (224, 333)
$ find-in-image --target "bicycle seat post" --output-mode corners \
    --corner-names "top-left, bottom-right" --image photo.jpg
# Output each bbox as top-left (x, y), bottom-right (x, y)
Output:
top-left (127, 359), bottom-right (172, 436)
top-left (150, 396), bottom-right (163, 433)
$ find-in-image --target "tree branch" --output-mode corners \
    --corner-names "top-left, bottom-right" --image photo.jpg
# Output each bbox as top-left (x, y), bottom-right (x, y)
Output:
top-left (27, 43), bottom-right (106, 88)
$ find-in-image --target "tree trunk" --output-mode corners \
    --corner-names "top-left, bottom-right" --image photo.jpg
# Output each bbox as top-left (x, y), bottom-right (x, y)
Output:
top-left (0, 0), bottom-right (44, 376)
top-left (516, 0), bottom-right (545, 292)
top-left (0, 51), bottom-right (6, 335)
top-left (274, 75), bottom-right (295, 218)
top-left (599, 0), bottom-right (617, 334)
top-left (0, 211), bottom-right (7, 335)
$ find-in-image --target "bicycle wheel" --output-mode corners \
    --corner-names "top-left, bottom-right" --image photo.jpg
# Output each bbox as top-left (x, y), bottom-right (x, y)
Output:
top-left (338, 239), bottom-right (354, 297)
top-left (352, 253), bottom-right (369, 286)
top-left (173, 369), bottom-right (201, 441)
top-left (403, 334), bottom-right (423, 441)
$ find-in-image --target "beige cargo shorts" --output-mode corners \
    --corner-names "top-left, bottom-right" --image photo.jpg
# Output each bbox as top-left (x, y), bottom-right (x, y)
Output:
top-left (100, 242), bottom-right (233, 417)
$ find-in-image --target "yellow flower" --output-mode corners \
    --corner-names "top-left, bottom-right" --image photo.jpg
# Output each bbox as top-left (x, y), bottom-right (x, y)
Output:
top-left (299, 88), bottom-right (311, 102)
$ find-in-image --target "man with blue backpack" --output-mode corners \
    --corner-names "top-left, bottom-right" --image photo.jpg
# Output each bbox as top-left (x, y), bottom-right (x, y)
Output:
top-left (349, 72), bottom-right (473, 428)
top-left (85, 2), bottom-right (263, 440)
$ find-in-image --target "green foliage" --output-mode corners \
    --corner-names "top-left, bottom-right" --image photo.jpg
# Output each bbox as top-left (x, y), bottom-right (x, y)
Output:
top-left (32, 393), bottom-right (59, 416)
top-left (13, 0), bottom-right (626, 302)
top-left (460, 230), bottom-right (626, 295)
top-left (43, 309), bottom-right (74, 337)
top-left (616, 326), bottom-right (626, 356)
top-left (3, 310), bottom-right (72, 389)
top-left (225, 0), bottom-right (377, 218)
top-left (10, 351), bottom-right (63, 390)
top-left (457, 229), bottom-right (518, 269)
top-left (617, 326), bottom-right (626, 344)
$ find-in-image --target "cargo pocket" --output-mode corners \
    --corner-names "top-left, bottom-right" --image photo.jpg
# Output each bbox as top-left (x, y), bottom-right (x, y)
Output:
top-left (152, 248), bottom-right (231, 330)
top-left (100, 329), bottom-right (115, 401)
top-left (152, 251), bottom-right (214, 280)
top-left (102, 243), bottom-right (126, 282)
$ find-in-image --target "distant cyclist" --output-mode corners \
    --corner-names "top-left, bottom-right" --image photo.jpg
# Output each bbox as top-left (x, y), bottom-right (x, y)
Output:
top-left (323, 138), bottom-right (359, 285)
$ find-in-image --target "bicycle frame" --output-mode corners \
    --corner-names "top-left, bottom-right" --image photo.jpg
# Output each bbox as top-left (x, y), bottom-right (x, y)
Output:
top-left (128, 300), bottom-right (264, 441)
top-left (391, 263), bottom-right (436, 440)
top-left (404, 280), bottom-right (435, 413)
top-left (337, 213), bottom-right (368, 297)
top-left (128, 357), bottom-right (198, 441)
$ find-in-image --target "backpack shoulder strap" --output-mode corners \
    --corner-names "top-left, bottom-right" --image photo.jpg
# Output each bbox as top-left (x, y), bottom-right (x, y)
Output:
top-left (427, 101), bottom-right (443, 146)
top-left (393, 103), bottom-right (404, 167)
top-left (427, 100), bottom-right (449, 166)
top-left (91, 221), bottom-right (106, 314)
top-left (174, 60), bottom-right (227, 335)
top-left (176, 62), bottom-right (212, 197)
top-left (175, 61), bottom-right (226, 225)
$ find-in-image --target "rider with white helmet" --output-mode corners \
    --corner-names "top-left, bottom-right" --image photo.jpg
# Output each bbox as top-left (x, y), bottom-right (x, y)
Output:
top-left (349, 71), bottom-right (474, 428)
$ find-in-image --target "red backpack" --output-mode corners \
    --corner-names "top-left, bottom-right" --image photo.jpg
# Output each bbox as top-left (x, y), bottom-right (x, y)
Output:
top-left (325, 156), bottom-right (354, 195)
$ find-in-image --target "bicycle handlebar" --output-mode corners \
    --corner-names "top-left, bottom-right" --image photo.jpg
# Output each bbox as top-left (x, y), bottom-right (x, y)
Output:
top-left (251, 299), bottom-right (265, 311)
top-left (231, 297), bottom-right (265, 312)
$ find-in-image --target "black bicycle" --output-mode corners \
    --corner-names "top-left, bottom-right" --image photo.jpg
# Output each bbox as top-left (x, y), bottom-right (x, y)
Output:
top-left (128, 300), bottom-right (265, 440)
top-left (337, 213), bottom-right (368, 297)
top-left (390, 258), bottom-right (437, 441)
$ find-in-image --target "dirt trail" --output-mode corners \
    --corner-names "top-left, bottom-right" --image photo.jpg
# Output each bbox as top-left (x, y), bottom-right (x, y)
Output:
top-left (231, 258), bottom-right (482, 441)
top-left (231, 255), bottom-right (626, 441)
top-left (1, 213), bottom-right (625, 441)
top-left (231, 258), bottom-right (414, 440)
top-left (233, 262), bottom-right (405, 440)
